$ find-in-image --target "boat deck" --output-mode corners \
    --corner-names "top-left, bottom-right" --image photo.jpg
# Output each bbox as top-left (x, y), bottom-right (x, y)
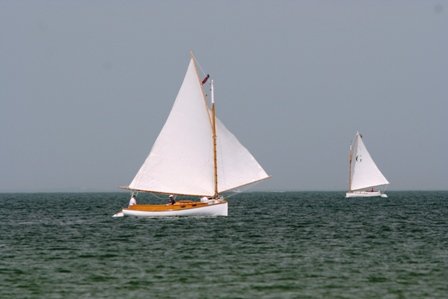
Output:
top-left (127, 200), bottom-right (209, 211)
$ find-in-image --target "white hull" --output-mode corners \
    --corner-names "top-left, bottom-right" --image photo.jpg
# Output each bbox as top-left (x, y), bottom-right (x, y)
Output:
top-left (121, 201), bottom-right (228, 217)
top-left (345, 191), bottom-right (388, 198)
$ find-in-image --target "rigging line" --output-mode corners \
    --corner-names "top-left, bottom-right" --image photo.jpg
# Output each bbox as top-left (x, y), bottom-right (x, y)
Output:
top-left (225, 180), bottom-right (266, 199)
top-left (148, 192), bottom-right (167, 200)
top-left (226, 192), bottom-right (242, 199)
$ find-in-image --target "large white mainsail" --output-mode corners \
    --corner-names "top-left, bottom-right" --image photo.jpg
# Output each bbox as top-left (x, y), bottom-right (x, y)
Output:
top-left (128, 56), bottom-right (269, 197)
top-left (129, 58), bottom-right (214, 196)
top-left (349, 132), bottom-right (389, 191)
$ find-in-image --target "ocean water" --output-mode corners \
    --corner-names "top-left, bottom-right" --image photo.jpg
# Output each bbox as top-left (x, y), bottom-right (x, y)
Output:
top-left (0, 192), bottom-right (447, 298)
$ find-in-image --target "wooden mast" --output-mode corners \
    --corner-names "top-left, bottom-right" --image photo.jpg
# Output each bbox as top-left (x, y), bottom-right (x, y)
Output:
top-left (211, 80), bottom-right (219, 198)
top-left (189, 51), bottom-right (219, 198)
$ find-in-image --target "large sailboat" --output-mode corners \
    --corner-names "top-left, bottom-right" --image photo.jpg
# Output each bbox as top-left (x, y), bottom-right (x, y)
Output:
top-left (346, 132), bottom-right (389, 198)
top-left (114, 53), bottom-right (270, 217)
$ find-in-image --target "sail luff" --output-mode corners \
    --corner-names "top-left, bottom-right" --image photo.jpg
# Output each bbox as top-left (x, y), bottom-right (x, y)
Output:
top-left (348, 144), bottom-right (353, 192)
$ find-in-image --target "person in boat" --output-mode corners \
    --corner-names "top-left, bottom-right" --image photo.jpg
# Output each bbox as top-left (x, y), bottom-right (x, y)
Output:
top-left (128, 195), bottom-right (137, 207)
top-left (168, 195), bottom-right (176, 205)
top-left (200, 196), bottom-right (209, 203)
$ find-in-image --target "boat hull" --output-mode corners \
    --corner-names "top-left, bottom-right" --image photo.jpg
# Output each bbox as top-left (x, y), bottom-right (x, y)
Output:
top-left (346, 191), bottom-right (388, 198)
top-left (121, 200), bottom-right (228, 217)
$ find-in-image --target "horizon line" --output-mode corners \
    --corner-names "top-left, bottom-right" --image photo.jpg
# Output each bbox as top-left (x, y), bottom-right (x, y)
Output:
top-left (0, 189), bottom-right (447, 194)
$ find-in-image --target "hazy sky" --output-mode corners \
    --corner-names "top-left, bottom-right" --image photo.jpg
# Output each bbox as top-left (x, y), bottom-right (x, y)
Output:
top-left (1, 1), bottom-right (447, 192)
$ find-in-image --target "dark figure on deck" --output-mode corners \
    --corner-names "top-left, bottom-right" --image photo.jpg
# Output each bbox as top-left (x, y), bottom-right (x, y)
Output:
top-left (168, 195), bottom-right (176, 205)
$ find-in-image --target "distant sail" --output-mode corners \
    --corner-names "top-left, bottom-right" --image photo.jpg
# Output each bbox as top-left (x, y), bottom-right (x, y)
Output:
top-left (349, 132), bottom-right (389, 191)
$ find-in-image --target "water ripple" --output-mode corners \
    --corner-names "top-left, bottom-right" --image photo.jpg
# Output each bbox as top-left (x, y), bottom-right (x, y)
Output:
top-left (0, 192), bottom-right (447, 298)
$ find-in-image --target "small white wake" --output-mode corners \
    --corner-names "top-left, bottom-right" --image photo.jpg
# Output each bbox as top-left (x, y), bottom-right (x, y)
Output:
top-left (112, 211), bottom-right (124, 218)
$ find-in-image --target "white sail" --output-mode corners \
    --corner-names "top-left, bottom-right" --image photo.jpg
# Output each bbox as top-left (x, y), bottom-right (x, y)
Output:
top-left (129, 58), bottom-right (215, 196)
top-left (128, 56), bottom-right (269, 196)
top-left (215, 116), bottom-right (270, 193)
top-left (349, 132), bottom-right (389, 191)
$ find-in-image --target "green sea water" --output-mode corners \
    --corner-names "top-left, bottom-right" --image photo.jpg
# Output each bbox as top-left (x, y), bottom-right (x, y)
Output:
top-left (0, 192), bottom-right (447, 298)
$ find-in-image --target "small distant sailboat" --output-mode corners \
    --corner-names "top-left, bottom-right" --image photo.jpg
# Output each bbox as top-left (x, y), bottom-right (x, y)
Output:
top-left (114, 53), bottom-right (270, 217)
top-left (346, 132), bottom-right (389, 198)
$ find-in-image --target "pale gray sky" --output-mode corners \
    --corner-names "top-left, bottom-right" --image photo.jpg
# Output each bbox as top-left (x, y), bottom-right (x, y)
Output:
top-left (1, 1), bottom-right (447, 192)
